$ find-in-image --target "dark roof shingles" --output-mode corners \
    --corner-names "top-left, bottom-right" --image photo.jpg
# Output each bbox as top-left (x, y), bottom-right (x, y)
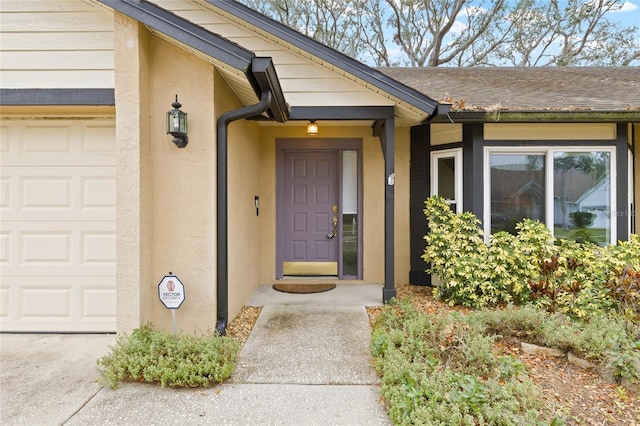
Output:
top-left (377, 67), bottom-right (640, 111)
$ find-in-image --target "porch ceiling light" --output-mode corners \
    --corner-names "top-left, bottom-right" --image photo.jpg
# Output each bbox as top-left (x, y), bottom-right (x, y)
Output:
top-left (167, 95), bottom-right (188, 148)
top-left (306, 120), bottom-right (319, 136)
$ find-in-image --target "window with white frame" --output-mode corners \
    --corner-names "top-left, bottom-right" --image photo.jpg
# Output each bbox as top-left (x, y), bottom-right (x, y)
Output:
top-left (484, 147), bottom-right (616, 245)
top-left (431, 148), bottom-right (462, 213)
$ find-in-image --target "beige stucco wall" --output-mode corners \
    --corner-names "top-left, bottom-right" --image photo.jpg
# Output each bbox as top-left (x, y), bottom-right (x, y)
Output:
top-left (147, 37), bottom-right (217, 334)
top-left (114, 14), bottom-right (153, 334)
top-left (257, 124), bottom-right (412, 286)
top-left (115, 16), bottom-right (220, 334)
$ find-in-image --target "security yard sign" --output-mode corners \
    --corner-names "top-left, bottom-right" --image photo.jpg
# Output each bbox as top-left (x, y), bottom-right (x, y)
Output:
top-left (158, 274), bottom-right (185, 309)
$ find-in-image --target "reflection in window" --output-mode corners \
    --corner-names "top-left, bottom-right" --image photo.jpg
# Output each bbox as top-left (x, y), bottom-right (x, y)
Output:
top-left (554, 152), bottom-right (611, 245)
top-left (490, 154), bottom-right (545, 234)
top-left (342, 150), bottom-right (358, 277)
top-left (438, 157), bottom-right (455, 201)
top-left (432, 149), bottom-right (462, 213)
top-left (488, 149), bottom-right (614, 245)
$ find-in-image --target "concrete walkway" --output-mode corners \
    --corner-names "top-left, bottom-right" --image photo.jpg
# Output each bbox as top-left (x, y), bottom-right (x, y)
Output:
top-left (0, 284), bottom-right (391, 425)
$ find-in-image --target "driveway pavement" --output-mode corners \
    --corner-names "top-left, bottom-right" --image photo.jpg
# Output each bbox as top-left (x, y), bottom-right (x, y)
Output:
top-left (0, 284), bottom-right (391, 425)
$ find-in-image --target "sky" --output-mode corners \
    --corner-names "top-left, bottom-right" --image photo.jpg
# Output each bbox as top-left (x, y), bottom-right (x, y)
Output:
top-left (607, 0), bottom-right (640, 27)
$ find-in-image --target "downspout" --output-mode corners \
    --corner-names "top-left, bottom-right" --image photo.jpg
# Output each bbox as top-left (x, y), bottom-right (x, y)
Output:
top-left (215, 89), bottom-right (273, 335)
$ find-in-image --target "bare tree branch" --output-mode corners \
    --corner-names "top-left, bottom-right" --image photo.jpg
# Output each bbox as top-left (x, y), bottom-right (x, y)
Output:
top-left (239, 0), bottom-right (640, 67)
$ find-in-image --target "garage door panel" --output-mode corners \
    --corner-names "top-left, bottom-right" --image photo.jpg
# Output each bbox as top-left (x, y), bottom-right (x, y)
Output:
top-left (0, 125), bottom-right (9, 152)
top-left (0, 119), bottom-right (116, 332)
top-left (1, 222), bottom-right (115, 276)
top-left (0, 176), bottom-right (9, 208)
top-left (83, 124), bottom-right (117, 153)
top-left (0, 287), bottom-right (9, 319)
top-left (0, 121), bottom-right (115, 167)
top-left (22, 124), bottom-right (72, 153)
top-left (22, 231), bottom-right (73, 264)
top-left (23, 176), bottom-right (72, 208)
top-left (1, 166), bottom-right (115, 221)
top-left (0, 276), bottom-right (116, 332)
top-left (0, 231), bottom-right (9, 264)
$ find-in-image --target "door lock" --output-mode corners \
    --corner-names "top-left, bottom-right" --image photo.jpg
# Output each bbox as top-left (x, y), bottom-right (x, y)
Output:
top-left (327, 209), bottom-right (338, 239)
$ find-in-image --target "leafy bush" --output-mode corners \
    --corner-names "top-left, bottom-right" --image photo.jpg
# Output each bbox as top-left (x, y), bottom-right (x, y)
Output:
top-left (423, 196), bottom-right (551, 308)
top-left (606, 265), bottom-right (640, 327)
top-left (422, 195), bottom-right (640, 320)
top-left (97, 325), bottom-right (239, 388)
top-left (569, 211), bottom-right (596, 228)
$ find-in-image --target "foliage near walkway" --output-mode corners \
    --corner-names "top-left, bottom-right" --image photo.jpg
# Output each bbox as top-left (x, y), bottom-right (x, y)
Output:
top-left (371, 299), bottom-right (544, 425)
top-left (370, 298), bottom-right (639, 425)
top-left (98, 326), bottom-right (239, 388)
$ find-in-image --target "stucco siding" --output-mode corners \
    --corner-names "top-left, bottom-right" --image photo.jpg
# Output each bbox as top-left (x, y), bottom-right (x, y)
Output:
top-left (0, 0), bottom-right (115, 89)
top-left (146, 37), bottom-right (217, 334)
top-left (113, 14), bottom-right (153, 334)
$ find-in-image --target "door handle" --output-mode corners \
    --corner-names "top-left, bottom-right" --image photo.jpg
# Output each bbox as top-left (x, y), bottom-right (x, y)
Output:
top-left (327, 206), bottom-right (338, 239)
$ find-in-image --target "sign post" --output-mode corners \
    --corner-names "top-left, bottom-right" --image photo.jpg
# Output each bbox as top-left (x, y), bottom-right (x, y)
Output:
top-left (157, 273), bottom-right (185, 337)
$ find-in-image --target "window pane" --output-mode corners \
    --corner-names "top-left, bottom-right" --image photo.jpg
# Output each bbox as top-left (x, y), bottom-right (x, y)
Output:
top-left (554, 151), bottom-right (611, 245)
top-left (342, 151), bottom-right (358, 277)
top-left (342, 213), bottom-right (358, 276)
top-left (490, 154), bottom-right (545, 234)
top-left (437, 157), bottom-right (455, 201)
top-left (342, 151), bottom-right (358, 214)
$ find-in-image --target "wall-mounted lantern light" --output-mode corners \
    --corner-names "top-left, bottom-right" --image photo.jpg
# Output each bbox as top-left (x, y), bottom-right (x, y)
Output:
top-left (167, 95), bottom-right (188, 148)
top-left (306, 120), bottom-right (319, 136)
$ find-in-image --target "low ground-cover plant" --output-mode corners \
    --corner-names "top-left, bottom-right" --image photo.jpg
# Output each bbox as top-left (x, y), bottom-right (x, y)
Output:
top-left (372, 298), bottom-right (640, 424)
top-left (468, 305), bottom-right (637, 366)
top-left (97, 325), bottom-right (239, 388)
top-left (372, 299), bottom-right (545, 425)
top-left (422, 195), bottom-right (640, 321)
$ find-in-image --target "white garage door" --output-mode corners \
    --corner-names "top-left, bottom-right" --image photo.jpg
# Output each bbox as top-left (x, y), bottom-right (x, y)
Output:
top-left (0, 119), bottom-right (116, 332)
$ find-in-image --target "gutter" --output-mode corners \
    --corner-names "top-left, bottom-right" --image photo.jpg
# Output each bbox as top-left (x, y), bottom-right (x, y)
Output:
top-left (215, 56), bottom-right (285, 335)
top-left (215, 89), bottom-right (273, 335)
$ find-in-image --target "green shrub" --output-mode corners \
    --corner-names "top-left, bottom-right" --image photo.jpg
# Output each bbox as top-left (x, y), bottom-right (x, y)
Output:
top-left (569, 211), bottom-right (596, 228)
top-left (422, 195), bottom-right (640, 320)
top-left (97, 325), bottom-right (239, 388)
top-left (423, 196), bottom-right (550, 308)
top-left (606, 265), bottom-right (640, 327)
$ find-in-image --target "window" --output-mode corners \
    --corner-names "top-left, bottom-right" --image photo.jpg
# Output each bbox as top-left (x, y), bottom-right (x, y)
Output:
top-left (431, 148), bottom-right (462, 213)
top-left (342, 150), bottom-right (359, 277)
top-left (485, 148), bottom-right (616, 245)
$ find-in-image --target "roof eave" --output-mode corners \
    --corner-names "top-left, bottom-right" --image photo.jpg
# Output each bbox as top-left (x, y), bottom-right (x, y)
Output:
top-left (97, 0), bottom-right (288, 121)
top-left (98, 0), bottom-right (255, 71)
top-left (210, 0), bottom-right (439, 116)
top-left (430, 109), bottom-right (640, 123)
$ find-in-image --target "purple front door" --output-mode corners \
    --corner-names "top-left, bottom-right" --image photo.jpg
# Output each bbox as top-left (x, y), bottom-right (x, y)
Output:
top-left (281, 150), bottom-right (339, 275)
